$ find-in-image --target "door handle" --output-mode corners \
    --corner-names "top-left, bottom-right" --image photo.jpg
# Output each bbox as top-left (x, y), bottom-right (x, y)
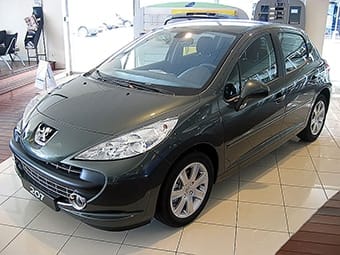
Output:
top-left (274, 93), bottom-right (286, 103)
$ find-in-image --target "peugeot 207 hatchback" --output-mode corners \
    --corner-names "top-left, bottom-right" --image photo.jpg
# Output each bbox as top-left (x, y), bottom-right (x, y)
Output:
top-left (10, 20), bottom-right (331, 230)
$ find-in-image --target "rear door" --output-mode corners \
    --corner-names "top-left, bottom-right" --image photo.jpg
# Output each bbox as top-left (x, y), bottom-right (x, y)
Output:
top-left (218, 32), bottom-right (286, 168)
top-left (278, 31), bottom-right (321, 135)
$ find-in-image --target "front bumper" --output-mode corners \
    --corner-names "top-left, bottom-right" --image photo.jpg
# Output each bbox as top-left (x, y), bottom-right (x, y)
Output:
top-left (9, 136), bottom-right (165, 231)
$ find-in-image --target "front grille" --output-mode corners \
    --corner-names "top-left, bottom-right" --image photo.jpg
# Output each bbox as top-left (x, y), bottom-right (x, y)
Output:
top-left (47, 162), bottom-right (82, 176)
top-left (22, 162), bottom-right (74, 199)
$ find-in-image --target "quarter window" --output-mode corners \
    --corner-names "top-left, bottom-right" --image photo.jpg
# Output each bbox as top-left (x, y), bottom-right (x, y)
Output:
top-left (279, 32), bottom-right (307, 72)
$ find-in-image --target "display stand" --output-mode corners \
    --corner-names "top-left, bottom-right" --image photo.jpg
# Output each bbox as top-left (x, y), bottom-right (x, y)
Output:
top-left (24, 6), bottom-right (47, 64)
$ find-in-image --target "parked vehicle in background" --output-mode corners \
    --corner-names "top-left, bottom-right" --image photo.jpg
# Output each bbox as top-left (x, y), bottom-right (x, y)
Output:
top-left (11, 20), bottom-right (331, 231)
top-left (103, 13), bottom-right (133, 30)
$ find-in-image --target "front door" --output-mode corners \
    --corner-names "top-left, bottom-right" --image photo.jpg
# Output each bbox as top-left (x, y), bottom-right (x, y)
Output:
top-left (218, 33), bottom-right (286, 169)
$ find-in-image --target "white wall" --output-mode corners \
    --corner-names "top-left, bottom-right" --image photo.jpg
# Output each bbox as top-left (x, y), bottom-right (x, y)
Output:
top-left (43, 0), bottom-right (65, 69)
top-left (0, 0), bottom-right (32, 60)
top-left (0, 0), bottom-right (65, 69)
top-left (305, 0), bottom-right (329, 54)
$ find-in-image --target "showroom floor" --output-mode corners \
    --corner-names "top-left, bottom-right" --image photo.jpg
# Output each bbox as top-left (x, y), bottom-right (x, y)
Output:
top-left (0, 94), bottom-right (339, 255)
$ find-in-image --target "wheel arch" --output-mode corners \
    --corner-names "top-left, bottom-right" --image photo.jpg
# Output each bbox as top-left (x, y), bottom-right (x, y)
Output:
top-left (166, 143), bottom-right (220, 184)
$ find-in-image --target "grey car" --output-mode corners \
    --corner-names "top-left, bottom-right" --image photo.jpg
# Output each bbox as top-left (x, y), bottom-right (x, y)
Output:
top-left (10, 20), bottom-right (331, 230)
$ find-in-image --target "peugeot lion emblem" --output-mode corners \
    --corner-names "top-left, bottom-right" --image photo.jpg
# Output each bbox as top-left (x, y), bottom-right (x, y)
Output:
top-left (34, 123), bottom-right (56, 146)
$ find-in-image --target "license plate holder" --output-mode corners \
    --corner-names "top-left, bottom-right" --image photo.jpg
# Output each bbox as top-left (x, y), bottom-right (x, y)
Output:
top-left (22, 178), bottom-right (58, 211)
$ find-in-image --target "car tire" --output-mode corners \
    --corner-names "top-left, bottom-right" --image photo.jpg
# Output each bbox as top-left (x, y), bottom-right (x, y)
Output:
top-left (156, 152), bottom-right (214, 227)
top-left (298, 94), bottom-right (328, 142)
top-left (78, 26), bottom-right (88, 37)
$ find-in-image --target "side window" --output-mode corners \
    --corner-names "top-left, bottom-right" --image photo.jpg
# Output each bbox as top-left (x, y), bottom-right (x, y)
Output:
top-left (279, 32), bottom-right (307, 72)
top-left (307, 41), bottom-right (320, 62)
top-left (239, 34), bottom-right (278, 84)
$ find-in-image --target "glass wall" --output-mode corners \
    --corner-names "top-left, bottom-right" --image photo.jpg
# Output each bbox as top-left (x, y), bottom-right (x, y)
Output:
top-left (67, 0), bottom-right (134, 72)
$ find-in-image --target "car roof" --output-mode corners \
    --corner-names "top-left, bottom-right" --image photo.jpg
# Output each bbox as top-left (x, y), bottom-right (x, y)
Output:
top-left (164, 13), bottom-right (237, 25)
top-left (164, 19), bottom-right (302, 35)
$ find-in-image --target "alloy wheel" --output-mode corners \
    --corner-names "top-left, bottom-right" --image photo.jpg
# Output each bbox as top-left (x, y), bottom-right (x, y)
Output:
top-left (310, 100), bottom-right (326, 135)
top-left (170, 162), bottom-right (209, 218)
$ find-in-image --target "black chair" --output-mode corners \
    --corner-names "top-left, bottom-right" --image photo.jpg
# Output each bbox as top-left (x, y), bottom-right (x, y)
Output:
top-left (0, 30), bottom-right (6, 45)
top-left (0, 33), bottom-right (25, 70)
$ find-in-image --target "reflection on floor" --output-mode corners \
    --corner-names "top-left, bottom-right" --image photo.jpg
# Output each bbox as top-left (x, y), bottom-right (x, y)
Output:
top-left (0, 83), bottom-right (38, 161)
top-left (0, 96), bottom-right (339, 254)
top-left (0, 61), bottom-right (37, 80)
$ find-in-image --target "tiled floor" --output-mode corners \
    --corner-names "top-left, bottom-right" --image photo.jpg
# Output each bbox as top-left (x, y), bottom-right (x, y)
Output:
top-left (0, 95), bottom-right (339, 255)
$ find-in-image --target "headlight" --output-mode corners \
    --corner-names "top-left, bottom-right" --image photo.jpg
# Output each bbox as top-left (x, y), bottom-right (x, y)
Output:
top-left (75, 117), bottom-right (178, 160)
top-left (22, 92), bottom-right (47, 128)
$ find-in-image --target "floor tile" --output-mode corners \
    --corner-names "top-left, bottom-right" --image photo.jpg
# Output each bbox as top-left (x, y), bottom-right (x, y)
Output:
top-left (74, 223), bottom-right (127, 243)
top-left (210, 180), bottom-right (238, 201)
top-left (12, 187), bottom-right (37, 200)
top-left (197, 198), bottom-right (237, 226)
top-left (124, 221), bottom-right (182, 251)
top-left (275, 141), bottom-right (309, 158)
top-left (118, 245), bottom-right (175, 255)
top-left (27, 207), bottom-right (80, 235)
top-left (335, 138), bottom-right (340, 148)
top-left (0, 173), bottom-right (22, 196)
top-left (240, 165), bottom-right (280, 184)
top-left (238, 202), bottom-right (287, 232)
top-left (319, 172), bottom-right (340, 189)
top-left (251, 154), bottom-right (277, 169)
top-left (0, 224), bottom-right (22, 251)
top-left (0, 195), bottom-right (6, 205)
top-left (59, 236), bottom-right (120, 255)
top-left (308, 137), bottom-right (338, 147)
top-left (0, 197), bottom-right (44, 227)
top-left (235, 228), bottom-right (289, 255)
top-left (285, 207), bottom-right (316, 233)
top-left (282, 186), bottom-right (327, 209)
top-left (325, 119), bottom-right (340, 128)
top-left (2, 165), bottom-right (16, 175)
top-left (1, 229), bottom-right (68, 255)
top-left (238, 182), bottom-right (283, 205)
top-left (279, 168), bottom-right (322, 188)
top-left (312, 158), bottom-right (340, 173)
top-left (328, 127), bottom-right (340, 137)
top-left (0, 158), bottom-right (14, 172)
top-left (308, 145), bottom-right (340, 159)
top-left (318, 127), bottom-right (332, 137)
top-left (278, 156), bottom-right (314, 171)
top-left (178, 222), bottom-right (234, 255)
top-left (325, 189), bottom-right (340, 199)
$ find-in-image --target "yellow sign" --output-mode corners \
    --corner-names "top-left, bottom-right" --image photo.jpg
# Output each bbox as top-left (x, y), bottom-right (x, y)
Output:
top-left (171, 9), bottom-right (237, 16)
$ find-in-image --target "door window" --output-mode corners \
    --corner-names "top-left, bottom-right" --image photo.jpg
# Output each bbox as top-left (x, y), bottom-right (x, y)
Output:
top-left (225, 34), bottom-right (277, 100)
top-left (279, 32), bottom-right (307, 72)
top-left (239, 34), bottom-right (278, 84)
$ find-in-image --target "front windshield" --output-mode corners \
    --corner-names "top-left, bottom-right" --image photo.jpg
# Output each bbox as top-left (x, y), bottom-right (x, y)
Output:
top-left (96, 27), bottom-right (236, 94)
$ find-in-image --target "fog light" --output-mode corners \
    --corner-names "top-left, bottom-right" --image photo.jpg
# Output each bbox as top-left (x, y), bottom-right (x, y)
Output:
top-left (69, 193), bottom-right (87, 210)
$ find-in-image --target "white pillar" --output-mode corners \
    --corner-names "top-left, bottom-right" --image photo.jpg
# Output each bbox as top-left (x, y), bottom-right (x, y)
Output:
top-left (305, 0), bottom-right (328, 54)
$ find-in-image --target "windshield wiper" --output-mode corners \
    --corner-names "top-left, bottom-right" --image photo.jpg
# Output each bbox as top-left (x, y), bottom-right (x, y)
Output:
top-left (110, 78), bottom-right (174, 95)
top-left (94, 70), bottom-right (107, 82)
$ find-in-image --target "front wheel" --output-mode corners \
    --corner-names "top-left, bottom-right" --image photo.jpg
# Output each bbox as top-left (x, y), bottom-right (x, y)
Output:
top-left (156, 152), bottom-right (213, 227)
top-left (298, 94), bottom-right (328, 142)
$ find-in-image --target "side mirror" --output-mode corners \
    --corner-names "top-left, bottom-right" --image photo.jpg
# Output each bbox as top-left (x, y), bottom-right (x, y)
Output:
top-left (236, 80), bottom-right (269, 111)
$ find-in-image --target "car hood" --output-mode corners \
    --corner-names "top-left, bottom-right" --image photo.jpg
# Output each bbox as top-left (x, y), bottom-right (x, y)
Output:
top-left (37, 76), bottom-right (199, 135)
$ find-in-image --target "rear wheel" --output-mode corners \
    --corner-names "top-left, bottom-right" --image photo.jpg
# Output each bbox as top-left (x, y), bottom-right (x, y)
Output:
top-left (156, 152), bottom-right (213, 227)
top-left (298, 94), bottom-right (328, 142)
